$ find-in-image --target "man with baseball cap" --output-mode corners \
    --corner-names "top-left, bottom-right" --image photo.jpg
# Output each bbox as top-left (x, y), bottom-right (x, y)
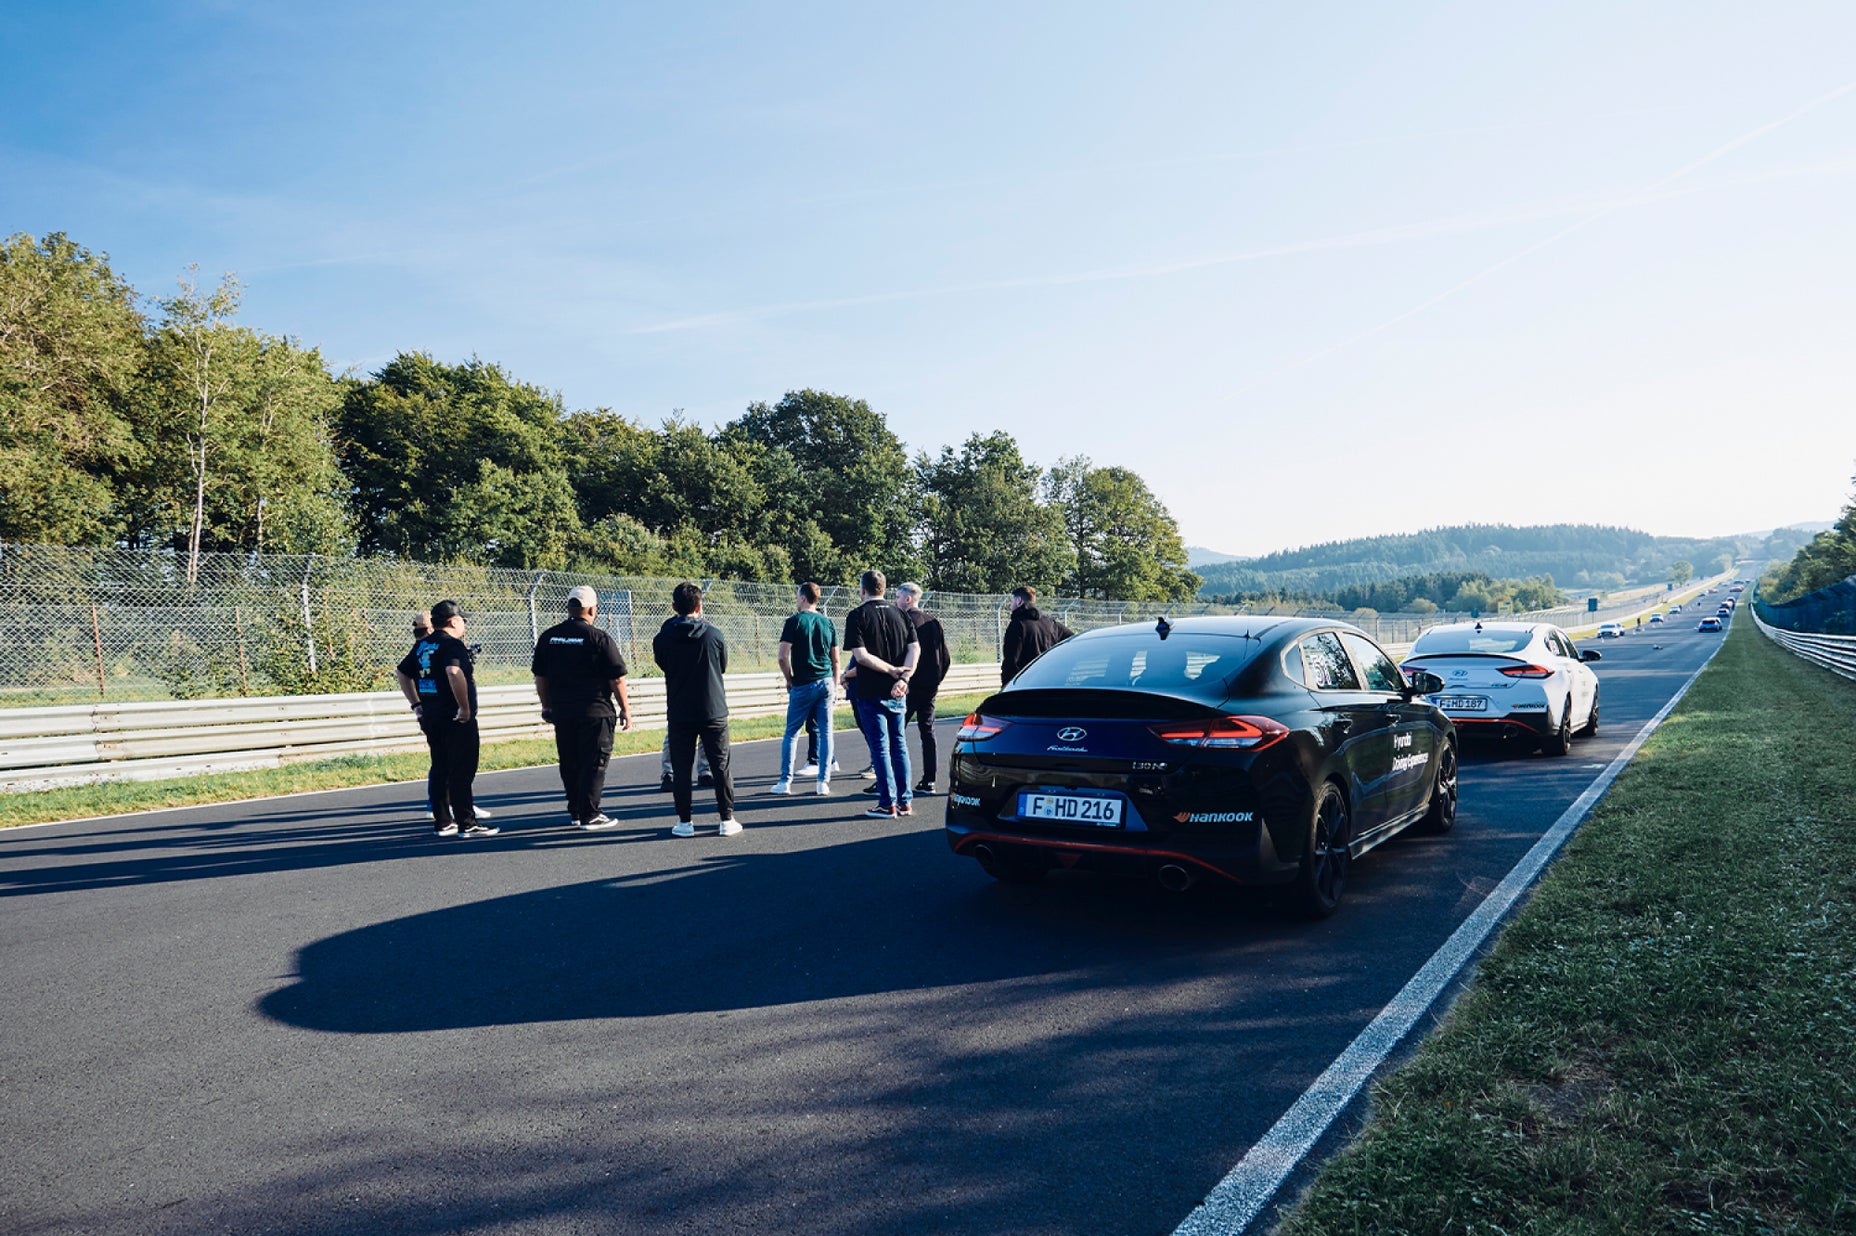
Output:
top-left (396, 599), bottom-right (492, 837)
top-left (533, 585), bottom-right (632, 831)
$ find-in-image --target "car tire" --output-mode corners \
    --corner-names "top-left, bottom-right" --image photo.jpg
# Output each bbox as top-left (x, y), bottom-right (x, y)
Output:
top-left (1543, 703), bottom-right (1573, 757)
top-left (1417, 741), bottom-right (1457, 835)
top-left (1582, 691), bottom-right (1599, 737)
top-left (1293, 782), bottom-right (1351, 919)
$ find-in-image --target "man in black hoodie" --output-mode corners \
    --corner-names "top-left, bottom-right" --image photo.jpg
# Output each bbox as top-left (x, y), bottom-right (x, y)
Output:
top-left (1000, 585), bottom-right (1075, 685)
top-left (652, 581), bottom-right (740, 838)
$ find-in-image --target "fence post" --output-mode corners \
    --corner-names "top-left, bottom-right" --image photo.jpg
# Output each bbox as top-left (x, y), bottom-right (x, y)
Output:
top-left (234, 605), bottom-right (251, 697)
top-left (995, 596), bottom-right (1009, 660)
top-left (301, 555), bottom-right (319, 676)
top-left (90, 602), bottom-right (106, 698)
top-left (527, 571), bottom-right (545, 644)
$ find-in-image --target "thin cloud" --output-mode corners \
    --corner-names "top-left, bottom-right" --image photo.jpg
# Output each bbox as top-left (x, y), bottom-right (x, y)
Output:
top-left (1237, 78), bottom-right (1856, 392)
top-left (624, 159), bottom-right (1848, 336)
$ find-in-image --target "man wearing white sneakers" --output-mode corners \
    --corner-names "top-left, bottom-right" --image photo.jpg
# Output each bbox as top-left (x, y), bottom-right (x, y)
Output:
top-left (770, 581), bottom-right (840, 796)
top-left (532, 585), bottom-right (632, 831)
top-left (652, 581), bottom-right (741, 838)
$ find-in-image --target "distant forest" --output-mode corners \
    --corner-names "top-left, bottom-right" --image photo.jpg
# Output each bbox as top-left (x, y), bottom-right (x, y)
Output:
top-left (1197, 522), bottom-right (1820, 606)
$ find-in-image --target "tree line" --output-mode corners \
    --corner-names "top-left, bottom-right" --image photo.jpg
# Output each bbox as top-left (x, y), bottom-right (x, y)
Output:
top-left (1763, 468), bottom-right (1856, 604)
top-left (0, 233), bottom-right (1200, 600)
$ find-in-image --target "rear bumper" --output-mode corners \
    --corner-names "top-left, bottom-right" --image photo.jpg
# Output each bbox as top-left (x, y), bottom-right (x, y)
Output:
top-left (944, 811), bottom-right (1294, 885)
top-left (1448, 713), bottom-right (1554, 738)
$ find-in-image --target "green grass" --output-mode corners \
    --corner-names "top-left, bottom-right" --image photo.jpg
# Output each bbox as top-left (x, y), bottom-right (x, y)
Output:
top-left (0, 691), bottom-right (994, 829)
top-left (1277, 618), bottom-right (1856, 1234)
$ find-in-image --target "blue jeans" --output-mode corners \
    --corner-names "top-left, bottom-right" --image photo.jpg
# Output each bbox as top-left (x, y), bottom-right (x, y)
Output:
top-left (853, 695), bottom-right (912, 810)
top-left (780, 679), bottom-right (834, 782)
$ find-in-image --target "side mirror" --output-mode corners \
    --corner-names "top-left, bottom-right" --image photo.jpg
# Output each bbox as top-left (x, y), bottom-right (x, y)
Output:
top-left (1580, 649), bottom-right (1603, 662)
top-left (1407, 670), bottom-right (1445, 695)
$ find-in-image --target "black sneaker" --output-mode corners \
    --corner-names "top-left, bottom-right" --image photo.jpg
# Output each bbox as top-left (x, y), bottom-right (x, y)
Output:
top-left (579, 814), bottom-right (619, 831)
top-left (659, 774), bottom-right (674, 792)
top-left (697, 773), bottom-right (715, 787)
top-left (435, 823), bottom-right (459, 837)
top-left (461, 824), bottom-right (499, 838)
top-left (914, 781), bottom-right (936, 796)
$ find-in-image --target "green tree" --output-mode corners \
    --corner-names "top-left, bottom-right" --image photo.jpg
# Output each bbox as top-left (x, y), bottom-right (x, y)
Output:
top-left (1765, 467), bottom-right (1856, 603)
top-left (1668, 559), bottom-right (1694, 588)
top-left (0, 232), bottom-right (146, 545)
top-left (125, 271), bottom-right (352, 569)
top-left (1045, 456), bottom-right (1199, 601)
top-left (337, 353), bottom-right (580, 567)
top-left (724, 389), bottom-right (917, 582)
top-left (916, 431), bottom-right (1072, 593)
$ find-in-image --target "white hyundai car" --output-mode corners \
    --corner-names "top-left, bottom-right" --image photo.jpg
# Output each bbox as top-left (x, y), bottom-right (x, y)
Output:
top-left (1401, 621), bottom-right (1601, 756)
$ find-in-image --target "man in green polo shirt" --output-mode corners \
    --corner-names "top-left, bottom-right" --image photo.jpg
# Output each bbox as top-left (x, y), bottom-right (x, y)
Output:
top-left (770, 581), bottom-right (841, 795)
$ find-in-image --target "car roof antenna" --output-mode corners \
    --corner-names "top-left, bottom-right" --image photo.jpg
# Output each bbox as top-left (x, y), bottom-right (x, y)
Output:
top-left (1156, 615), bottom-right (1172, 640)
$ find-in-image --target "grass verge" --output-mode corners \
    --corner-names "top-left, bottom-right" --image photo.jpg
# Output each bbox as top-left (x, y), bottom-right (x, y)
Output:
top-left (2, 690), bottom-right (995, 829)
top-left (1277, 619), bottom-right (1856, 1233)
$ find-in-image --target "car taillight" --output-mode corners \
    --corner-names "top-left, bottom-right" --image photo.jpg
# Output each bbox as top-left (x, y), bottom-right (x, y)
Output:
top-left (956, 713), bottom-right (1009, 741)
top-left (1498, 664), bottom-right (1553, 678)
top-left (1147, 715), bottom-right (1289, 750)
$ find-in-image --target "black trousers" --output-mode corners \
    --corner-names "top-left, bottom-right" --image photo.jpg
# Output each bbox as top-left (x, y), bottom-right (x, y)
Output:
top-left (666, 717), bottom-right (734, 822)
top-left (422, 716), bottom-right (479, 828)
top-left (554, 716), bottom-right (616, 823)
top-left (906, 693), bottom-right (937, 785)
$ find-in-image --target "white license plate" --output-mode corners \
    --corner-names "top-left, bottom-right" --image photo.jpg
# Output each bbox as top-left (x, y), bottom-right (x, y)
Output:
top-left (1019, 792), bottom-right (1124, 826)
top-left (1436, 695), bottom-right (1487, 712)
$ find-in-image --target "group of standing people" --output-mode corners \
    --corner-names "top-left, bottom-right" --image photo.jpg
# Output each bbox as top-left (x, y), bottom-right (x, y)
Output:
top-left (394, 571), bottom-right (963, 839)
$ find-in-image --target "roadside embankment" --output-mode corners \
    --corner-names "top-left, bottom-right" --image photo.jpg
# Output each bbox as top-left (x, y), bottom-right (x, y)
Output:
top-left (1276, 617), bottom-right (1856, 1232)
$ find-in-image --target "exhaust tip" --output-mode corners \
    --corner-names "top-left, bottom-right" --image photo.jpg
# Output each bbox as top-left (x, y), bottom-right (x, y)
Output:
top-left (1157, 864), bottom-right (1196, 893)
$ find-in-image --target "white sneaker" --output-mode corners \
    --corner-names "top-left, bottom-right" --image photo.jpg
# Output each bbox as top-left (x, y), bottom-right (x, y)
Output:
top-left (831, 760), bottom-right (842, 772)
top-left (474, 806), bottom-right (493, 820)
top-left (815, 780), bottom-right (832, 795)
top-left (579, 814), bottom-right (619, 831)
top-left (768, 779), bottom-right (793, 795)
top-left (798, 763), bottom-right (820, 778)
top-left (671, 820), bottom-right (696, 838)
top-left (718, 818), bottom-right (743, 837)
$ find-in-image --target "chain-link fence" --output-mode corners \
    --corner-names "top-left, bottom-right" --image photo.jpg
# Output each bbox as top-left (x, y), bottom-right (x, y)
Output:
top-left (1754, 577), bottom-right (1856, 635)
top-left (0, 541), bottom-right (1660, 709)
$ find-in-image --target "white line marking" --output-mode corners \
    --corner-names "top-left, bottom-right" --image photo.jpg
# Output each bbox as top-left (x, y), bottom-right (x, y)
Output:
top-left (1172, 639), bottom-right (1726, 1235)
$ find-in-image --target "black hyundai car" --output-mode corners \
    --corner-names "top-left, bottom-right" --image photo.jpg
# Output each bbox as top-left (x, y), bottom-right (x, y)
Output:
top-left (946, 616), bottom-right (1456, 916)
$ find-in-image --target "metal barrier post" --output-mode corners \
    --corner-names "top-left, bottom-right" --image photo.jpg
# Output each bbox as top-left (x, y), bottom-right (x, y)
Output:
top-left (301, 555), bottom-right (318, 677)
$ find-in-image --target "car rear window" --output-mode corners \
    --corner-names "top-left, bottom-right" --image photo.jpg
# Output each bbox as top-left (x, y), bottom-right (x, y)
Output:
top-left (1409, 627), bottom-right (1534, 656)
top-left (1007, 632), bottom-right (1265, 702)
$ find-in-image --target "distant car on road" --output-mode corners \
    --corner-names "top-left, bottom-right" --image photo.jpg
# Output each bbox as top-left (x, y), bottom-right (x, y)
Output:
top-left (1698, 616), bottom-right (1724, 633)
top-left (1649, 613), bottom-right (1665, 624)
top-left (1401, 620), bottom-right (1601, 756)
top-left (1597, 622), bottom-right (1625, 639)
top-left (944, 616), bottom-right (1458, 917)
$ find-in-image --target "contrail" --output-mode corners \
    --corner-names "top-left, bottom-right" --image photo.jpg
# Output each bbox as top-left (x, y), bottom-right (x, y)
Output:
top-left (1239, 78), bottom-right (1856, 391)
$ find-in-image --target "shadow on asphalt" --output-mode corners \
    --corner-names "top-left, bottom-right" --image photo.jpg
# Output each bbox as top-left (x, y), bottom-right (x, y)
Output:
top-left (258, 825), bottom-right (1303, 1033)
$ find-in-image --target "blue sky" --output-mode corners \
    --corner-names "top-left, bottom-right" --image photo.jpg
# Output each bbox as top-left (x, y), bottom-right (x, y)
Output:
top-left (6, 1), bottom-right (1854, 556)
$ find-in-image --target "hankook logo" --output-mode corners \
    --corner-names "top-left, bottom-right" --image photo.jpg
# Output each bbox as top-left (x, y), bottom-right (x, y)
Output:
top-left (1055, 726), bottom-right (1088, 742)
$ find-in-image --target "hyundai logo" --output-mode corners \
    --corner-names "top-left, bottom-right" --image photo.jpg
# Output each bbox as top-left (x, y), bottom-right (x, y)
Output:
top-left (1056, 726), bottom-right (1088, 742)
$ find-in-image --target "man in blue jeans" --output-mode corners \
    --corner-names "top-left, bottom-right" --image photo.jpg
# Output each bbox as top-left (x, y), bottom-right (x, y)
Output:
top-left (842, 569), bottom-right (919, 818)
top-left (770, 582), bottom-right (840, 795)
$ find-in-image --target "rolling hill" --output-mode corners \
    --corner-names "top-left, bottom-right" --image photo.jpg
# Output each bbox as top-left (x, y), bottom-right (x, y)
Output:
top-left (1194, 522), bottom-right (1820, 600)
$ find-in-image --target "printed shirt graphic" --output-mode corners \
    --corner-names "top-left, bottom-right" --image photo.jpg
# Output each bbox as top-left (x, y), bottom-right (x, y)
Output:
top-left (398, 633), bottom-right (476, 720)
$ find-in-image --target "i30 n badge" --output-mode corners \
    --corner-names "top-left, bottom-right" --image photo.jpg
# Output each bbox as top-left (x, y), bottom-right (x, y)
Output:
top-left (945, 615), bottom-right (1458, 919)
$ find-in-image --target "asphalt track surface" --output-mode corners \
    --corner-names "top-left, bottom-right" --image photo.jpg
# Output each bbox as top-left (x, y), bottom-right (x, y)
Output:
top-left (0, 627), bottom-right (1725, 1235)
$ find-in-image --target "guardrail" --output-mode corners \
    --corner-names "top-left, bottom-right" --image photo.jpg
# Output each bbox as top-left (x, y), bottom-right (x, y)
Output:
top-left (1751, 608), bottom-right (1856, 682)
top-left (0, 662), bottom-right (1005, 794)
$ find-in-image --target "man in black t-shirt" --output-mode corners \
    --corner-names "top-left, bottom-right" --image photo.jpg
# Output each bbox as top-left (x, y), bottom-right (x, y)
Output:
top-left (842, 569), bottom-right (919, 818)
top-left (396, 599), bottom-right (491, 837)
top-left (895, 582), bottom-right (951, 795)
top-left (532, 585), bottom-right (632, 831)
